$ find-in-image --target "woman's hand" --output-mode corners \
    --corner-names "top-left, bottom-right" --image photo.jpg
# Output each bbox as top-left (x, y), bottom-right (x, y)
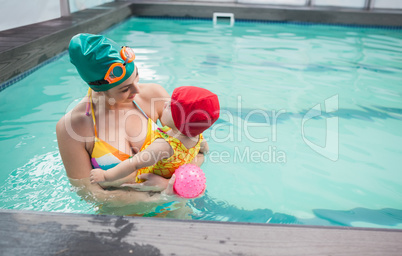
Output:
top-left (90, 168), bottom-right (106, 184)
top-left (121, 173), bottom-right (170, 192)
top-left (162, 174), bottom-right (176, 196)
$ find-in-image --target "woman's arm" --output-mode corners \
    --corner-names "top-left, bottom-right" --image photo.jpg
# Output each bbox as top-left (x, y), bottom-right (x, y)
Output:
top-left (56, 114), bottom-right (93, 179)
top-left (56, 113), bottom-right (165, 206)
top-left (90, 138), bottom-right (173, 183)
top-left (69, 175), bottom-right (178, 210)
top-left (199, 139), bottom-right (209, 154)
top-left (190, 138), bottom-right (209, 167)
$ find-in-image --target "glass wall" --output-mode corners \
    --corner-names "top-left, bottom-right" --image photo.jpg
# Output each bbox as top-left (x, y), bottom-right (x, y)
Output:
top-left (313, 0), bottom-right (365, 8)
top-left (220, 0), bottom-right (402, 9)
top-left (237, 0), bottom-right (306, 5)
top-left (69, 0), bottom-right (114, 13)
top-left (374, 0), bottom-right (402, 9)
top-left (0, 0), bottom-right (117, 31)
top-left (0, 0), bottom-right (60, 31)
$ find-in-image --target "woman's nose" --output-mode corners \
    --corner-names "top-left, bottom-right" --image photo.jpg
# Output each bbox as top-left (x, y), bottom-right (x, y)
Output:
top-left (131, 82), bottom-right (140, 94)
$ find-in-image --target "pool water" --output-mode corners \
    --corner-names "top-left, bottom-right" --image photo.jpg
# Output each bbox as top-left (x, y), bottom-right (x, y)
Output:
top-left (1, 17), bottom-right (402, 228)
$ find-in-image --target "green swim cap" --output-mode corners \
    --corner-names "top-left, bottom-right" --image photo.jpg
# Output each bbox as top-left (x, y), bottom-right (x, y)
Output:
top-left (68, 33), bottom-right (135, 92)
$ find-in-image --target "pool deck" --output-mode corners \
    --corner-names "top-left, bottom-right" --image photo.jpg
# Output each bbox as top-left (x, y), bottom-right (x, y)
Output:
top-left (1, 209), bottom-right (402, 255)
top-left (1, 1), bottom-right (402, 255)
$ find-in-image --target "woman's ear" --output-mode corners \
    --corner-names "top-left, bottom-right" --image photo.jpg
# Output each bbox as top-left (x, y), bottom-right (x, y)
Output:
top-left (100, 90), bottom-right (116, 104)
top-left (101, 90), bottom-right (109, 97)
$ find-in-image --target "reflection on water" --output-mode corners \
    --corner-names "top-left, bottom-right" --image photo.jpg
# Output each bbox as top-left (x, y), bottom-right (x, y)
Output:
top-left (191, 193), bottom-right (402, 229)
top-left (0, 151), bottom-right (93, 214)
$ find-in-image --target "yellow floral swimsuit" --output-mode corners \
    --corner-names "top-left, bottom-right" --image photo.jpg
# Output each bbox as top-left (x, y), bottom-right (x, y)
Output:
top-left (136, 126), bottom-right (203, 182)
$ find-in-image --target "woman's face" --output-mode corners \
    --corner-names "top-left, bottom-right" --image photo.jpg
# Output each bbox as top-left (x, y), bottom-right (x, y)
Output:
top-left (104, 66), bottom-right (140, 103)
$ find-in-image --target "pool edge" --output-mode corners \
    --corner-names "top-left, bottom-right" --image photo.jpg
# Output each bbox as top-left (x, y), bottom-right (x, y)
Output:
top-left (1, 208), bottom-right (401, 255)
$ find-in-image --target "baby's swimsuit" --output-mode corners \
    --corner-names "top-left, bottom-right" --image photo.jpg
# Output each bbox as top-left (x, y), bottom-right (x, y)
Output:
top-left (136, 126), bottom-right (203, 182)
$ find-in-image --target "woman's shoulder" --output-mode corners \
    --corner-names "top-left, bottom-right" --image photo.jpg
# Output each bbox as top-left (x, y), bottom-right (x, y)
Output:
top-left (136, 83), bottom-right (170, 122)
top-left (139, 83), bottom-right (170, 99)
top-left (56, 99), bottom-right (93, 138)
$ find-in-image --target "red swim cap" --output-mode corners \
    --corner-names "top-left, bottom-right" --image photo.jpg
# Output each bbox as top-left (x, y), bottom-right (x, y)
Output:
top-left (171, 86), bottom-right (220, 137)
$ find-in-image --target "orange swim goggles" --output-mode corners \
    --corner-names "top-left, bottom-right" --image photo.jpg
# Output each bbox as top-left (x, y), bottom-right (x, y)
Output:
top-left (89, 46), bottom-right (135, 86)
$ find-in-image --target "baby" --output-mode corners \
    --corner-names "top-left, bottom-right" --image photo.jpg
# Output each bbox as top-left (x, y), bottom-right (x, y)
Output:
top-left (90, 86), bottom-right (220, 188)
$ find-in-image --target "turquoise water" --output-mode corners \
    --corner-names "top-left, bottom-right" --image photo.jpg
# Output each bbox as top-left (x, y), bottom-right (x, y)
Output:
top-left (1, 17), bottom-right (402, 228)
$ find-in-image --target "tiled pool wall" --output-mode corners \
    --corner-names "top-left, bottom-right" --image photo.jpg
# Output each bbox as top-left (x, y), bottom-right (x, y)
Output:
top-left (128, 1), bottom-right (402, 27)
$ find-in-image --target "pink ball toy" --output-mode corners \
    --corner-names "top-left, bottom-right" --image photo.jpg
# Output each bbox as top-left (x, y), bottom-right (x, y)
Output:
top-left (173, 164), bottom-right (206, 198)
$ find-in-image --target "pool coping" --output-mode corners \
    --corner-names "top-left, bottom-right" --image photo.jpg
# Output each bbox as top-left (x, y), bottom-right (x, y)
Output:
top-left (1, 209), bottom-right (402, 255)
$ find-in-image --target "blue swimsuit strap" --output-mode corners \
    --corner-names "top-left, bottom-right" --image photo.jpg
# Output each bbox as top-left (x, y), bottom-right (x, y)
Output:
top-left (133, 100), bottom-right (148, 119)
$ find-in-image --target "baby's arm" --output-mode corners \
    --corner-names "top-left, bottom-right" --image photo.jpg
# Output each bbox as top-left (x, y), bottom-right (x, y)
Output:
top-left (90, 138), bottom-right (173, 184)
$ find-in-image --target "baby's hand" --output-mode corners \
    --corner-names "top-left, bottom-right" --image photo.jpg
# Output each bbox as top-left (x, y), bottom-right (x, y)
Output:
top-left (90, 168), bottom-right (106, 184)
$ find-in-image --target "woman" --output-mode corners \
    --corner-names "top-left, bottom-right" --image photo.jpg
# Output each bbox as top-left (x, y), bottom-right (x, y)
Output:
top-left (56, 33), bottom-right (203, 215)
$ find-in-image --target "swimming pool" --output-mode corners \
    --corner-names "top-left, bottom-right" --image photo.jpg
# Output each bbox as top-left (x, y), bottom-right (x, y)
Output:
top-left (0, 17), bottom-right (401, 229)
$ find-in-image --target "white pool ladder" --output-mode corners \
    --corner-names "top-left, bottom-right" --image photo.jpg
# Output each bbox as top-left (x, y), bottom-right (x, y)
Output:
top-left (213, 12), bottom-right (235, 26)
